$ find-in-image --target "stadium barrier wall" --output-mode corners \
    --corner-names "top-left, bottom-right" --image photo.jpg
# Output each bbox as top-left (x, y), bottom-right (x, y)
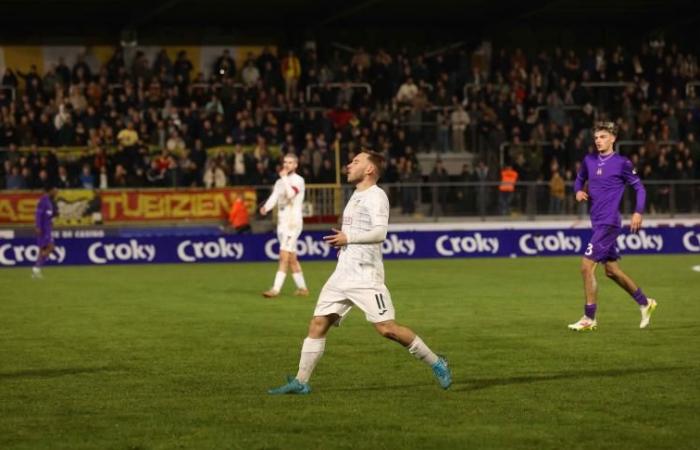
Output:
top-left (1, 224), bottom-right (699, 267)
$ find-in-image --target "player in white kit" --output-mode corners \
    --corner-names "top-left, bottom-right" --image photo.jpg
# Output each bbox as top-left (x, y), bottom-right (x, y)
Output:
top-left (268, 150), bottom-right (452, 394)
top-left (259, 153), bottom-right (309, 297)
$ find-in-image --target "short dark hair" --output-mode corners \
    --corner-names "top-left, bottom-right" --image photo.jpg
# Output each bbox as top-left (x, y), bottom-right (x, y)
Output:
top-left (593, 121), bottom-right (618, 136)
top-left (362, 149), bottom-right (385, 176)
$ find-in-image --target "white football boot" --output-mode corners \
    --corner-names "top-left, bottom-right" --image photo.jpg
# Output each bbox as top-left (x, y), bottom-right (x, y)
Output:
top-left (568, 316), bottom-right (597, 331)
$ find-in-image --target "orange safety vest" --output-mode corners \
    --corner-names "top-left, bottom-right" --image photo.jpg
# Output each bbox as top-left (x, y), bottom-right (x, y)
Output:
top-left (499, 168), bottom-right (518, 192)
top-left (229, 199), bottom-right (250, 229)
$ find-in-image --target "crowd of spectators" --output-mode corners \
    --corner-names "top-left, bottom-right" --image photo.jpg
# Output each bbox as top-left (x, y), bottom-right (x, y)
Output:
top-left (1, 39), bottom-right (699, 209)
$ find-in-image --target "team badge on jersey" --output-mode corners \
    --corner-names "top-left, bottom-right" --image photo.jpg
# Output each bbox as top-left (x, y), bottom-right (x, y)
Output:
top-left (596, 168), bottom-right (603, 176)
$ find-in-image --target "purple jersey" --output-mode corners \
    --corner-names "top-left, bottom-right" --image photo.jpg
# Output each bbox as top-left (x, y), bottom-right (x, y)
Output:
top-left (35, 194), bottom-right (55, 236)
top-left (574, 152), bottom-right (646, 227)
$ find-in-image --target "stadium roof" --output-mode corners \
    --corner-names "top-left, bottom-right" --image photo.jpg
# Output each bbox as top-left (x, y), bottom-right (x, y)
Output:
top-left (1, 0), bottom-right (698, 42)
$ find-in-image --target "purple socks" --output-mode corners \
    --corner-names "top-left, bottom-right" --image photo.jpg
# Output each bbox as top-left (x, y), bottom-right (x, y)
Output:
top-left (632, 288), bottom-right (648, 306)
top-left (34, 253), bottom-right (47, 269)
top-left (585, 304), bottom-right (597, 320)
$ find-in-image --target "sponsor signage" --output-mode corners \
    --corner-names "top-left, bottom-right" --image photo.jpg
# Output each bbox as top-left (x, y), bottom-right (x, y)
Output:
top-left (1, 225), bottom-right (698, 267)
top-left (0, 188), bottom-right (257, 224)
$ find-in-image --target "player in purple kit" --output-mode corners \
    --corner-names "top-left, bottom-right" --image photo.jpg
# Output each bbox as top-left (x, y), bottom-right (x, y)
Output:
top-left (32, 186), bottom-right (58, 279)
top-left (568, 122), bottom-right (657, 331)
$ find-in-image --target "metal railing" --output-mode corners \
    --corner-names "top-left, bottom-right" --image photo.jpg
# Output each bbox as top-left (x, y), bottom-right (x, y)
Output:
top-left (580, 81), bottom-right (635, 88)
top-left (534, 104), bottom-right (597, 117)
top-left (305, 82), bottom-right (372, 101)
top-left (614, 140), bottom-right (678, 152)
top-left (297, 180), bottom-right (700, 221)
top-left (1, 180), bottom-right (696, 224)
top-left (498, 141), bottom-right (553, 167)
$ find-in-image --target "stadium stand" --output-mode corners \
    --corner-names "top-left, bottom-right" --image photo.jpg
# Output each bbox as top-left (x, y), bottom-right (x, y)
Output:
top-left (0, 40), bottom-right (698, 216)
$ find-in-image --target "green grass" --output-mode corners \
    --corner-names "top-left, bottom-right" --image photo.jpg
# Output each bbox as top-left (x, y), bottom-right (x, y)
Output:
top-left (1, 255), bottom-right (699, 450)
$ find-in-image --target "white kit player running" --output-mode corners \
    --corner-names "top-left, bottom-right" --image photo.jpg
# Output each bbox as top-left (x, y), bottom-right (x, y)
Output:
top-left (260, 153), bottom-right (309, 298)
top-left (268, 150), bottom-right (452, 395)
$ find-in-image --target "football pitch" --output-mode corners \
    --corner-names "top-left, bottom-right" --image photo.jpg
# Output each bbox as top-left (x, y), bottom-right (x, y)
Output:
top-left (1, 255), bottom-right (699, 450)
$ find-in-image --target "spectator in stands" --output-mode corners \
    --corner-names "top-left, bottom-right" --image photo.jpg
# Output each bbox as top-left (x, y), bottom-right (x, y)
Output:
top-left (174, 50), bottom-right (194, 83)
top-left (242, 59), bottom-right (261, 87)
top-left (281, 50), bottom-right (301, 100)
top-left (1, 68), bottom-right (18, 89)
top-left (79, 163), bottom-right (95, 189)
top-left (499, 163), bottom-right (518, 216)
top-left (548, 161), bottom-right (565, 214)
top-left (146, 159), bottom-right (167, 187)
top-left (117, 121), bottom-right (139, 149)
top-left (450, 104), bottom-right (470, 152)
top-left (203, 159), bottom-right (227, 188)
top-left (230, 143), bottom-right (253, 185)
top-left (399, 158), bottom-right (420, 215)
top-left (214, 49), bottom-right (236, 79)
top-left (56, 165), bottom-right (73, 188)
top-left (396, 77), bottom-right (418, 105)
top-left (5, 165), bottom-right (26, 189)
top-left (429, 159), bottom-right (449, 215)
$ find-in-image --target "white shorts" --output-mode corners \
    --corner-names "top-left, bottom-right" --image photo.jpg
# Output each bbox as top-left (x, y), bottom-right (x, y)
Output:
top-left (313, 280), bottom-right (395, 324)
top-left (278, 227), bottom-right (302, 253)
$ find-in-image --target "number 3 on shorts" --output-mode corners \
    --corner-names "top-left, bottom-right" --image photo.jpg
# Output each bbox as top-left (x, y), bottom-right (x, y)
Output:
top-left (585, 243), bottom-right (593, 256)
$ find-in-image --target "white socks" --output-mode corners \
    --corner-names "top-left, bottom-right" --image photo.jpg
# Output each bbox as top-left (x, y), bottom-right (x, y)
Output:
top-left (292, 272), bottom-right (307, 289)
top-left (408, 336), bottom-right (439, 366)
top-left (296, 337), bottom-right (325, 383)
top-left (272, 271), bottom-right (286, 293)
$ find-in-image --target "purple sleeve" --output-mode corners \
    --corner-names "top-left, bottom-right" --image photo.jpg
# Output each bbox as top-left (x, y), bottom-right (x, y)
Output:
top-left (622, 159), bottom-right (646, 214)
top-left (574, 159), bottom-right (588, 192)
top-left (35, 198), bottom-right (45, 229)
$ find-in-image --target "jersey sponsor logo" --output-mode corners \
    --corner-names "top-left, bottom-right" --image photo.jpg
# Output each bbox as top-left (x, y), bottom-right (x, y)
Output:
top-left (264, 235), bottom-right (331, 259)
top-left (519, 232), bottom-right (582, 255)
top-left (682, 231), bottom-right (700, 252)
top-left (177, 238), bottom-right (245, 262)
top-left (616, 231), bottom-right (663, 252)
top-left (381, 234), bottom-right (416, 256)
top-left (435, 233), bottom-right (499, 256)
top-left (88, 239), bottom-right (156, 264)
top-left (0, 244), bottom-right (66, 266)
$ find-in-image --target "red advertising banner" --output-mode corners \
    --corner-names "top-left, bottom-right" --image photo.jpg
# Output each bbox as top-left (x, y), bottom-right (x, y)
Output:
top-left (0, 191), bottom-right (39, 224)
top-left (0, 188), bottom-right (257, 224)
top-left (100, 188), bottom-right (257, 222)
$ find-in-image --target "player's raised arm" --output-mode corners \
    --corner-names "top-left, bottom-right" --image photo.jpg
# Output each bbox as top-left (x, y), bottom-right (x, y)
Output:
top-left (622, 158), bottom-right (646, 232)
top-left (280, 172), bottom-right (302, 199)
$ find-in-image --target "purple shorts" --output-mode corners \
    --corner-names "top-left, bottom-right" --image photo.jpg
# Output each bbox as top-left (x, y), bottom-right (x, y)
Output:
top-left (37, 234), bottom-right (53, 249)
top-left (584, 225), bottom-right (620, 263)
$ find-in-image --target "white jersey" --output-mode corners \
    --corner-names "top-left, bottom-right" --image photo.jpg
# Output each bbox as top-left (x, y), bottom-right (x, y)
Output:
top-left (263, 173), bottom-right (305, 230)
top-left (332, 185), bottom-right (390, 285)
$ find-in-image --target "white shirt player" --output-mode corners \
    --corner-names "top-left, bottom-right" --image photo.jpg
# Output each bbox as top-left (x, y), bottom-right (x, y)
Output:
top-left (262, 173), bottom-right (305, 231)
top-left (332, 185), bottom-right (389, 285)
